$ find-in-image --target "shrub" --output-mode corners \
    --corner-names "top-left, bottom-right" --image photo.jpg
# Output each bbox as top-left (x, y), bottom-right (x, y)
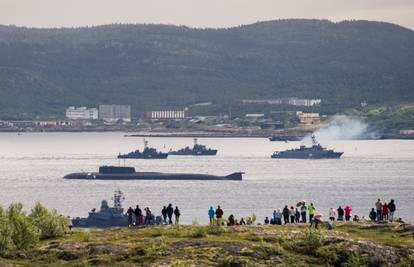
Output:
top-left (316, 243), bottom-right (350, 267)
top-left (207, 224), bottom-right (227, 235)
top-left (255, 241), bottom-right (284, 259)
top-left (29, 202), bottom-right (68, 239)
top-left (190, 226), bottom-right (207, 238)
top-left (292, 228), bottom-right (325, 254)
top-left (0, 207), bottom-right (13, 256)
top-left (7, 203), bottom-right (39, 252)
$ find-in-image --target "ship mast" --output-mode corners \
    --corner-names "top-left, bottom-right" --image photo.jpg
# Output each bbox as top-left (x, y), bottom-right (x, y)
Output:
top-left (311, 134), bottom-right (318, 146)
top-left (113, 190), bottom-right (125, 209)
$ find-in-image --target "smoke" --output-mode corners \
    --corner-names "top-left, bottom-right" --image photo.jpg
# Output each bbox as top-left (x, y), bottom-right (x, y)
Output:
top-left (303, 116), bottom-right (375, 143)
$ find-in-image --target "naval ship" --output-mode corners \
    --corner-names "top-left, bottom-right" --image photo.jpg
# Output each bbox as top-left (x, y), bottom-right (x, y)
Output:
top-left (64, 166), bottom-right (243, 180)
top-left (118, 140), bottom-right (168, 159)
top-left (168, 138), bottom-right (218, 156)
top-left (271, 135), bottom-right (343, 159)
top-left (71, 190), bottom-right (128, 228)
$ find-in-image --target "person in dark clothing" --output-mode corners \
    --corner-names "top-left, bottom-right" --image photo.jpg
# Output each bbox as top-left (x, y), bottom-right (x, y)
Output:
top-left (264, 216), bottom-right (270, 225)
top-left (228, 214), bottom-right (235, 226)
top-left (174, 206), bottom-right (181, 225)
top-left (240, 217), bottom-right (246, 225)
top-left (295, 208), bottom-right (300, 223)
top-left (388, 199), bottom-right (396, 221)
top-left (161, 206), bottom-right (167, 224)
top-left (289, 206), bottom-right (295, 223)
top-left (167, 203), bottom-right (174, 224)
top-left (337, 206), bottom-right (344, 221)
top-left (282, 205), bottom-right (290, 224)
top-left (369, 208), bottom-right (377, 221)
top-left (134, 205), bottom-right (142, 225)
top-left (215, 205), bottom-right (224, 225)
top-left (127, 207), bottom-right (134, 226)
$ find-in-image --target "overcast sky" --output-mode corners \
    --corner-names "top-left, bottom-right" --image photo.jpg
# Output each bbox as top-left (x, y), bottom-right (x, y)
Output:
top-left (1, 0), bottom-right (414, 30)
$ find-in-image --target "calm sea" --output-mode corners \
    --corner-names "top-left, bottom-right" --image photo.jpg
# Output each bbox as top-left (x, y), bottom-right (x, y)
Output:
top-left (0, 132), bottom-right (413, 224)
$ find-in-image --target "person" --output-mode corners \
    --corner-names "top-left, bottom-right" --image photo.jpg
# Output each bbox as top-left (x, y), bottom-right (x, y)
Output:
top-left (174, 206), bottom-right (180, 225)
top-left (337, 206), bottom-right (344, 221)
top-left (282, 205), bottom-right (289, 224)
top-left (289, 206), bottom-right (295, 223)
top-left (329, 208), bottom-right (336, 222)
top-left (295, 208), bottom-right (300, 223)
top-left (308, 203), bottom-right (315, 223)
top-left (383, 202), bottom-right (389, 221)
top-left (161, 206), bottom-right (167, 224)
top-left (375, 199), bottom-right (383, 221)
top-left (208, 206), bottom-right (215, 225)
top-left (216, 205), bottom-right (224, 225)
top-left (127, 207), bottom-right (134, 226)
top-left (353, 215), bottom-right (360, 222)
top-left (240, 217), bottom-right (246, 225)
top-left (264, 216), bottom-right (270, 225)
top-left (167, 203), bottom-right (174, 224)
top-left (388, 199), bottom-right (396, 221)
top-left (228, 214), bottom-right (235, 226)
top-left (344, 206), bottom-right (352, 221)
top-left (300, 202), bottom-right (307, 223)
top-left (144, 207), bottom-right (152, 225)
top-left (135, 205), bottom-right (142, 225)
top-left (273, 209), bottom-right (282, 225)
top-left (67, 216), bottom-right (73, 232)
top-left (369, 208), bottom-right (377, 221)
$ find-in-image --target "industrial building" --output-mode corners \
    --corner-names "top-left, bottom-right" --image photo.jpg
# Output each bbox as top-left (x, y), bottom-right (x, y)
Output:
top-left (99, 105), bottom-right (131, 122)
top-left (235, 98), bottom-right (321, 106)
top-left (65, 106), bottom-right (98, 120)
top-left (296, 111), bottom-right (321, 124)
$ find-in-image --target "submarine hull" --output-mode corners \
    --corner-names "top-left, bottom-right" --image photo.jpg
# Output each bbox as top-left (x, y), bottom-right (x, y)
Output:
top-left (64, 171), bottom-right (243, 181)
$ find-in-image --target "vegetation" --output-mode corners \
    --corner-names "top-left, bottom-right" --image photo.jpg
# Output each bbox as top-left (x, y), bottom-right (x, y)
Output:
top-left (0, 19), bottom-right (414, 119)
top-left (0, 220), bottom-right (413, 266)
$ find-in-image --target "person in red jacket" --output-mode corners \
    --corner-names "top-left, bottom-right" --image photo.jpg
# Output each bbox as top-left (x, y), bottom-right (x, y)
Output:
top-left (383, 202), bottom-right (389, 221)
top-left (344, 205), bottom-right (352, 221)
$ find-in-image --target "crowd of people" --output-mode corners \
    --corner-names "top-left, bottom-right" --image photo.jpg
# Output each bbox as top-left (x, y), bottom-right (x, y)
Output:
top-left (126, 203), bottom-right (181, 227)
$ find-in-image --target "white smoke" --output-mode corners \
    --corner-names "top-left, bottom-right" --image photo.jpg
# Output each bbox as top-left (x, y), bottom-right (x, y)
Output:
top-left (303, 116), bottom-right (373, 143)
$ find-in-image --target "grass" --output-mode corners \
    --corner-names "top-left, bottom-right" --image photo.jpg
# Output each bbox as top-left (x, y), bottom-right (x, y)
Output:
top-left (0, 223), bottom-right (413, 266)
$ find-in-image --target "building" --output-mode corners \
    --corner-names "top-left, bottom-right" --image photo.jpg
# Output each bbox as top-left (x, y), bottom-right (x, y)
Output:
top-left (148, 110), bottom-right (186, 121)
top-left (296, 111), bottom-right (321, 125)
top-left (235, 98), bottom-right (321, 106)
top-left (245, 113), bottom-right (265, 120)
top-left (66, 106), bottom-right (98, 120)
top-left (34, 121), bottom-right (71, 127)
top-left (99, 105), bottom-right (131, 122)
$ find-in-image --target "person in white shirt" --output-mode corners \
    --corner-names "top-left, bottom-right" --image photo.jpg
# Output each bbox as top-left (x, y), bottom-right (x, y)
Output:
top-left (329, 208), bottom-right (336, 221)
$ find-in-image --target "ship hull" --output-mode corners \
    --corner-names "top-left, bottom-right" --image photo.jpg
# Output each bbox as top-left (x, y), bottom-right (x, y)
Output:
top-left (117, 153), bottom-right (168, 159)
top-left (271, 151), bottom-right (343, 159)
top-left (64, 171), bottom-right (242, 180)
top-left (168, 150), bottom-right (218, 156)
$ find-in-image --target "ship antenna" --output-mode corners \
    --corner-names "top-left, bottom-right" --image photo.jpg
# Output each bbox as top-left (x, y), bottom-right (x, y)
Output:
top-left (143, 138), bottom-right (148, 148)
top-left (311, 134), bottom-right (318, 146)
top-left (193, 138), bottom-right (198, 146)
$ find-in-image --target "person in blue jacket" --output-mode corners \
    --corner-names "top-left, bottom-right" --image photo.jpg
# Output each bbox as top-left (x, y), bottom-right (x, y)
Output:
top-left (208, 206), bottom-right (215, 225)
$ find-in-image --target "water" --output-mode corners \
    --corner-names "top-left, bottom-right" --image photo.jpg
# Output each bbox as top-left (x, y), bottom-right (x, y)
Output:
top-left (0, 132), bottom-right (413, 224)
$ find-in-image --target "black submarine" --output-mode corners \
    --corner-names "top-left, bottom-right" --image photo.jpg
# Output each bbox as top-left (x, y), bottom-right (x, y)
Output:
top-left (64, 166), bottom-right (243, 181)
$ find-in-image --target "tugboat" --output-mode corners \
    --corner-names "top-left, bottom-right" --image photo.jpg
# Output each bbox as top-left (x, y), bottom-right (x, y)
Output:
top-left (71, 190), bottom-right (128, 228)
top-left (271, 135), bottom-right (343, 159)
top-left (168, 138), bottom-right (218, 156)
top-left (64, 165), bottom-right (243, 180)
top-left (118, 139), bottom-right (168, 159)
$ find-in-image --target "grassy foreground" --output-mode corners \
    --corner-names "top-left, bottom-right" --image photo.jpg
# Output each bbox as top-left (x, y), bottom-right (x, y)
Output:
top-left (1, 223), bottom-right (413, 267)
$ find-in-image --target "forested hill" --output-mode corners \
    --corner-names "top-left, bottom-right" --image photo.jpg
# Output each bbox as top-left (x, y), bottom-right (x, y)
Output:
top-left (0, 19), bottom-right (414, 119)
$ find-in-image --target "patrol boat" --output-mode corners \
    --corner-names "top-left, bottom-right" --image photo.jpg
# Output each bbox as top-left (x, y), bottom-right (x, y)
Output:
top-left (64, 165), bottom-right (243, 180)
top-left (118, 139), bottom-right (168, 159)
top-left (168, 138), bottom-right (218, 156)
top-left (71, 190), bottom-right (128, 228)
top-left (271, 135), bottom-right (343, 159)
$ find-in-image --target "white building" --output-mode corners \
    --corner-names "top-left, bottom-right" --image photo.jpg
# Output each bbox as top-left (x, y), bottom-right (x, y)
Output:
top-left (296, 111), bottom-right (321, 125)
top-left (151, 110), bottom-right (186, 120)
top-left (65, 106), bottom-right (98, 120)
top-left (99, 105), bottom-right (131, 122)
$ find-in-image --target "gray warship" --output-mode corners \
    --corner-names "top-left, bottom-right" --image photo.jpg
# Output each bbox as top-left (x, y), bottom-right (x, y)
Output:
top-left (271, 135), bottom-right (343, 159)
top-left (71, 190), bottom-right (128, 228)
top-left (118, 140), bottom-right (168, 159)
top-left (168, 138), bottom-right (218, 156)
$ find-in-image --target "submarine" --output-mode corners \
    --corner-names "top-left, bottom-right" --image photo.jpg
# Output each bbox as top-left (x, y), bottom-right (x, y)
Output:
top-left (64, 166), bottom-right (243, 181)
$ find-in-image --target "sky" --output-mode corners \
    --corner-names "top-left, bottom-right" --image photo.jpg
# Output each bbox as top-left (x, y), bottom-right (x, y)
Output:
top-left (1, 0), bottom-right (414, 30)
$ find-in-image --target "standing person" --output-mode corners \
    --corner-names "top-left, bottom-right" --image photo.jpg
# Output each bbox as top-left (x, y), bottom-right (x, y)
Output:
top-left (127, 207), bottom-right (134, 226)
top-left (264, 217), bottom-right (270, 225)
top-left (300, 203), bottom-right (307, 223)
top-left (383, 202), bottom-right (389, 221)
top-left (388, 200), bottom-right (396, 221)
top-left (208, 206), bottom-right (215, 225)
top-left (295, 208), bottom-right (300, 223)
top-left (308, 203), bottom-right (315, 223)
top-left (135, 205), bottom-right (142, 225)
top-left (337, 206), bottom-right (344, 221)
top-left (375, 199), bottom-right (383, 221)
top-left (274, 209), bottom-right (282, 225)
top-left (161, 206), bottom-right (167, 224)
top-left (167, 203), bottom-right (174, 224)
top-left (228, 214), bottom-right (235, 226)
top-left (215, 205), bottom-right (224, 226)
top-left (329, 208), bottom-right (336, 222)
top-left (369, 208), bottom-right (377, 221)
top-left (289, 206), bottom-right (295, 223)
top-left (344, 205), bottom-right (352, 221)
top-left (282, 205), bottom-right (290, 224)
top-left (174, 206), bottom-right (180, 225)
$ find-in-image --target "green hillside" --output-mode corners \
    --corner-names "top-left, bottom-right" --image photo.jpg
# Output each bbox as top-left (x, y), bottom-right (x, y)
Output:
top-left (0, 19), bottom-right (414, 119)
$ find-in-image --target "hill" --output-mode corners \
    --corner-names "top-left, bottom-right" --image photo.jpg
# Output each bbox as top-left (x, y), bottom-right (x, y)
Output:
top-left (0, 19), bottom-right (414, 119)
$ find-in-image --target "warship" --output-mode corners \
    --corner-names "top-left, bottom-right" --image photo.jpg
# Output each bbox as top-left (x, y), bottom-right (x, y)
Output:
top-left (71, 190), bottom-right (128, 228)
top-left (118, 139), bottom-right (168, 159)
top-left (64, 165), bottom-right (243, 180)
top-left (168, 138), bottom-right (218, 156)
top-left (271, 135), bottom-right (343, 159)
